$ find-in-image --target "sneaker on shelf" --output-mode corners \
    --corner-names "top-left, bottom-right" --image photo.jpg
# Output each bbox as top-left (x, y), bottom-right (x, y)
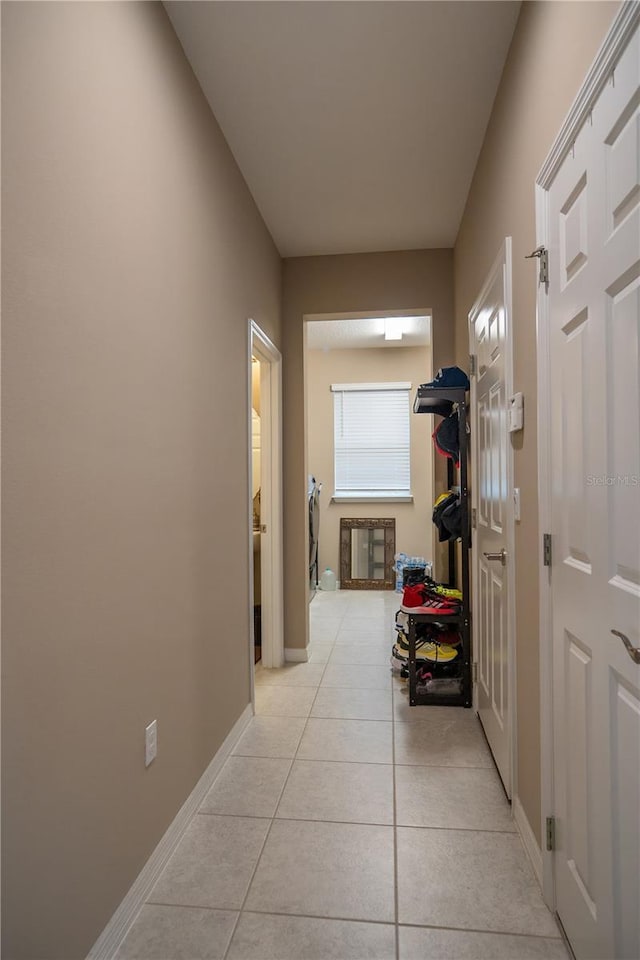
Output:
top-left (393, 636), bottom-right (433, 661)
top-left (430, 626), bottom-right (462, 646)
top-left (395, 610), bottom-right (432, 639)
top-left (421, 584), bottom-right (462, 605)
top-left (416, 642), bottom-right (460, 663)
top-left (399, 584), bottom-right (424, 608)
top-left (390, 646), bottom-right (406, 672)
top-left (424, 577), bottom-right (463, 601)
top-left (402, 597), bottom-right (460, 616)
top-left (395, 627), bottom-right (431, 653)
top-left (400, 584), bottom-right (459, 616)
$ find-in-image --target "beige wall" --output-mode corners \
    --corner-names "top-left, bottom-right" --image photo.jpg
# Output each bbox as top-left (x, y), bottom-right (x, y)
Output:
top-left (3, 3), bottom-right (620, 954)
top-left (283, 250), bottom-right (455, 651)
top-left (307, 346), bottom-right (433, 581)
top-left (1, 3), bottom-right (281, 958)
top-left (454, 0), bottom-right (619, 845)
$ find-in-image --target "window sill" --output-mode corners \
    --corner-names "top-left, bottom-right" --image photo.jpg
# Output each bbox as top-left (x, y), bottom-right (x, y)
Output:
top-left (331, 495), bottom-right (414, 504)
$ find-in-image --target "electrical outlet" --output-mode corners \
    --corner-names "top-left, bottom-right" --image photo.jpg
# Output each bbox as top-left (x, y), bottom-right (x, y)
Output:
top-left (145, 720), bottom-right (157, 767)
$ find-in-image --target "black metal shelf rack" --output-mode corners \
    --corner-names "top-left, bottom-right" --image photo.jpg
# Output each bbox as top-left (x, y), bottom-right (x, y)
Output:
top-left (409, 384), bottom-right (472, 708)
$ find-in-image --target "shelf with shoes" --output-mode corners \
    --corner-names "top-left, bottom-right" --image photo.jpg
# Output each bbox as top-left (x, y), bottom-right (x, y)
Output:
top-left (407, 368), bottom-right (472, 708)
top-left (391, 608), bottom-right (465, 700)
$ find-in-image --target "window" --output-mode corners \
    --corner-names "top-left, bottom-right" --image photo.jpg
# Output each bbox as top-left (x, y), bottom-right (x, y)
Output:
top-left (331, 382), bottom-right (412, 500)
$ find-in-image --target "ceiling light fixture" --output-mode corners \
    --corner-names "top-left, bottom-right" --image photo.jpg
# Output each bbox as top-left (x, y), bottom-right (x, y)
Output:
top-left (384, 318), bottom-right (404, 341)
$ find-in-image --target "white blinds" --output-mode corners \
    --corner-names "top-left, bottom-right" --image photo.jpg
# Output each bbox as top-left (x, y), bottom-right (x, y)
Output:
top-left (332, 382), bottom-right (411, 497)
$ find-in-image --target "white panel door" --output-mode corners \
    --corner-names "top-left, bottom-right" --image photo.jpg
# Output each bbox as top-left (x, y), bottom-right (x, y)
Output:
top-left (546, 25), bottom-right (640, 960)
top-left (470, 240), bottom-right (513, 796)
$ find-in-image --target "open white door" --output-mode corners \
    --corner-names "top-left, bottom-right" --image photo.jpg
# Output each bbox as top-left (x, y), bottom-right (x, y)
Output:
top-left (469, 239), bottom-right (516, 798)
top-left (249, 321), bottom-right (284, 674)
top-left (537, 10), bottom-right (640, 959)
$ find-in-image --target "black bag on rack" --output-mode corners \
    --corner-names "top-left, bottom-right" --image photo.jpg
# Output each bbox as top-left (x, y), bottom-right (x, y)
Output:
top-left (441, 497), bottom-right (462, 540)
top-left (432, 492), bottom-right (458, 542)
top-left (432, 411), bottom-right (460, 466)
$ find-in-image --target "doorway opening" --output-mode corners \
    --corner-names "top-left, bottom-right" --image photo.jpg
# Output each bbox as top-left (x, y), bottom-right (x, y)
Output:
top-left (251, 356), bottom-right (262, 664)
top-left (303, 309), bottom-right (433, 640)
top-left (248, 321), bottom-right (284, 686)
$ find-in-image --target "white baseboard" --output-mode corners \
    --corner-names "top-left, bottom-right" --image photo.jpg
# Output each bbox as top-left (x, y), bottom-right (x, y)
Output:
top-left (87, 703), bottom-right (253, 960)
top-left (284, 647), bottom-right (309, 662)
top-left (513, 794), bottom-right (543, 888)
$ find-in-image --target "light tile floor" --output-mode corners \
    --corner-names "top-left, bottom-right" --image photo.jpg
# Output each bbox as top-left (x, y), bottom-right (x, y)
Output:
top-left (117, 590), bottom-right (569, 960)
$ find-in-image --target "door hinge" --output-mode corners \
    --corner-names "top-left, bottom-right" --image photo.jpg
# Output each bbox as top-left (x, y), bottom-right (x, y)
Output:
top-left (546, 816), bottom-right (556, 851)
top-left (525, 245), bottom-right (549, 285)
top-left (543, 533), bottom-right (552, 567)
top-left (471, 507), bottom-right (477, 529)
top-left (472, 662), bottom-right (478, 684)
top-left (469, 354), bottom-right (477, 377)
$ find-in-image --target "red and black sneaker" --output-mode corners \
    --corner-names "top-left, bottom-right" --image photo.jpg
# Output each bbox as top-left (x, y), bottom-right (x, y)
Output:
top-left (400, 584), bottom-right (459, 616)
top-left (429, 626), bottom-right (463, 646)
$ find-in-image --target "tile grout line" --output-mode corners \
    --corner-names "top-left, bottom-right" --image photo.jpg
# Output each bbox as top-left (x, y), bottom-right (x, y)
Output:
top-left (237, 594), bottom-right (457, 958)
top-left (237, 906), bottom-right (398, 928)
top-left (234, 745), bottom-right (394, 762)
top-left (394, 760), bottom-right (494, 769)
top-left (306, 712), bottom-right (393, 722)
top-left (395, 920), bottom-right (564, 940)
top-left (197, 809), bottom-right (517, 835)
top-left (262, 685), bottom-right (391, 693)
top-left (218, 808), bottom-right (280, 959)
top-left (220, 610), bottom-right (336, 959)
top-left (142, 901), bottom-right (564, 943)
top-left (224, 631), bottom-right (336, 956)
top-left (231, 755), bottom-right (394, 768)
top-left (229, 906), bottom-right (396, 929)
top-left (220, 691), bottom-right (317, 960)
top-left (307, 593), bottom-right (398, 954)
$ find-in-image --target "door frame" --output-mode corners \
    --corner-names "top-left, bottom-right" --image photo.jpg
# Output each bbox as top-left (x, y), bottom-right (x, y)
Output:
top-left (468, 237), bottom-right (517, 801)
top-left (534, 0), bottom-right (640, 909)
top-left (302, 307), bottom-right (435, 595)
top-left (248, 319), bottom-right (284, 687)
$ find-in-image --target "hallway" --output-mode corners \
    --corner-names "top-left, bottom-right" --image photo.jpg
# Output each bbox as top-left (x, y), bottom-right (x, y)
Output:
top-left (116, 591), bottom-right (568, 960)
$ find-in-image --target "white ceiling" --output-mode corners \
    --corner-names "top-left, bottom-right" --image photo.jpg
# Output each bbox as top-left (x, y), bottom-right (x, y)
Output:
top-left (306, 315), bottom-right (431, 351)
top-left (165, 1), bottom-right (520, 258)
